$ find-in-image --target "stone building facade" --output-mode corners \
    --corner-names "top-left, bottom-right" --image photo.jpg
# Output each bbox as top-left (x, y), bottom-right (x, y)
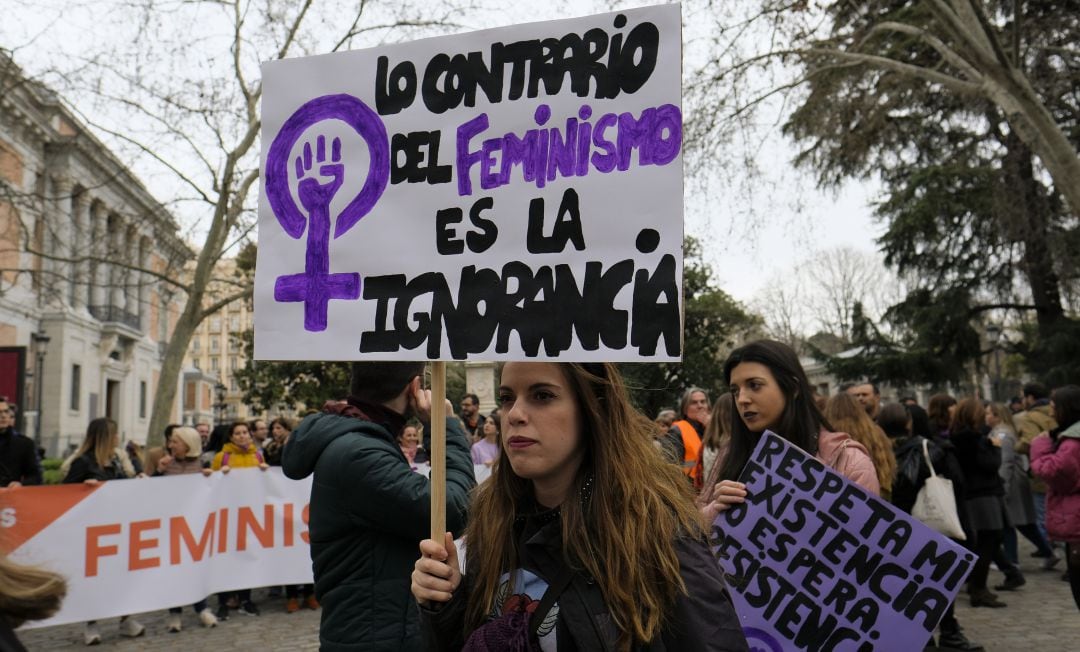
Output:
top-left (0, 55), bottom-right (191, 454)
top-left (186, 257), bottom-right (256, 422)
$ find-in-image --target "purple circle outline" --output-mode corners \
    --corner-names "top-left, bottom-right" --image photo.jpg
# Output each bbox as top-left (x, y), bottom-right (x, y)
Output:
top-left (742, 627), bottom-right (783, 652)
top-left (265, 94), bottom-right (389, 239)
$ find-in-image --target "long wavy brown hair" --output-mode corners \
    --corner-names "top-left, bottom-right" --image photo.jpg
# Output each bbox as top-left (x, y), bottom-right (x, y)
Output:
top-left (0, 554), bottom-right (66, 627)
top-left (950, 397), bottom-right (984, 433)
top-left (74, 418), bottom-right (119, 470)
top-left (824, 393), bottom-right (897, 495)
top-left (928, 394), bottom-right (957, 435)
top-left (702, 392), bottom-right (733, 453)
top-left (463, 363), bottom-right (704, 650)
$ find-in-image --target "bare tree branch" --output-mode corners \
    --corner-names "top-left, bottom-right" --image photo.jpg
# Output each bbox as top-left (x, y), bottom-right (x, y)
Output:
top-left (200, 284), bottom-right (253, 320)
top-left (804, 47), bottom-right (982, 95)
top-left (864, 21), bottom-right (983, 82)
top-left (72, 116), bottom-right (215, 204)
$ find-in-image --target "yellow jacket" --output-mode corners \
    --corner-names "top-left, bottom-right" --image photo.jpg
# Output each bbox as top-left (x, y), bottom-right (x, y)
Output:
top-left (211, 442), bottom-right (265, 470)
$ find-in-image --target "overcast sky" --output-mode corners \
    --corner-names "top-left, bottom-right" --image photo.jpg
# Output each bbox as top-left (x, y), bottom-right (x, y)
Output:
top-left (2, 0), bottom-right (885, 310)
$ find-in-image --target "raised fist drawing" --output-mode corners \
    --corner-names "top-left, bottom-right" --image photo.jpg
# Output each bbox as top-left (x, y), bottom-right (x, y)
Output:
top-left (295, 134), bottom-right (344, 213)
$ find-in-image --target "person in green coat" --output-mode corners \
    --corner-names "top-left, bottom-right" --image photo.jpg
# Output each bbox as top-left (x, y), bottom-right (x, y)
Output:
top-left (283, 361), bottom-right (475, 652)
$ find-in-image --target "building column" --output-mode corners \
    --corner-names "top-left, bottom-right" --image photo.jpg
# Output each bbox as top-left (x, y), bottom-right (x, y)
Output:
top-left (137, 235), bottom-right (149, 330)
top-left (109, 216), bottom-right (125, 311)
top-left (122, 225), bottom-right (137, 319)
top-left (38, 175), bottom-right (58, 289)
top-left (90, 204), bottom-right (107, 308)
top-left (51, 176), bottom-right (76, 307)
top-left (72, 191), bottom-right (89, 309)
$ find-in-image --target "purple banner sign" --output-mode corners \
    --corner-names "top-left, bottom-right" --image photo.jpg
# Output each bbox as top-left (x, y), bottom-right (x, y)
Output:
top-left (711, 432), bottom-right (975, 652)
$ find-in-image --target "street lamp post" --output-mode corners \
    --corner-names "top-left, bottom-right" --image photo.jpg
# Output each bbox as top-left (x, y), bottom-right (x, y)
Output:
top-left (31, 331), bottom-right (51, 446)
top-left (986, 324), bottom-right (1002, 402)
top-left (214, 382), bottom-right (227, 422)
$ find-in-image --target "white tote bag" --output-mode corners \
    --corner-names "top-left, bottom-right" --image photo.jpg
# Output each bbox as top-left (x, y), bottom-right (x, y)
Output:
top-left (911, 439), bottom-right (966, 541)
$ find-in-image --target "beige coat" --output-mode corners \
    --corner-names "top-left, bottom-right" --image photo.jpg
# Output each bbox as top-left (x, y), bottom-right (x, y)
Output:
top-left (1015, 404), bottom-right (1057, 493)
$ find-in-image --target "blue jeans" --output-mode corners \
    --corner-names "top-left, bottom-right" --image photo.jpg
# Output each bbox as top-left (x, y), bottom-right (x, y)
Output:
top-left (1033, 491), bottom-right (1051, 544)
top-left (1003, 524), bottom-right (1054, 563)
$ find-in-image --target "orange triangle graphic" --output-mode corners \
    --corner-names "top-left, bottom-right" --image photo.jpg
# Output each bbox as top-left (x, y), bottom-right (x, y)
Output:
top-left (0, 484), bottom-right (100, 554)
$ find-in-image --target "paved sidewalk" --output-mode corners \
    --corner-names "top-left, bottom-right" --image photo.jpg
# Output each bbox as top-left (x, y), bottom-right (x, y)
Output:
top-left (19, 588), bottom-right (320, 650)
top-left (18, 542), bottom-right (1079, 650)
top-left (945, 543), bottom-right (1079, 652)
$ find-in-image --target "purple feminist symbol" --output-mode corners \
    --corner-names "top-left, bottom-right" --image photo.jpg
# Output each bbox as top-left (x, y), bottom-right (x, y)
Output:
top-left (265, 94), bottom-right (389, 332)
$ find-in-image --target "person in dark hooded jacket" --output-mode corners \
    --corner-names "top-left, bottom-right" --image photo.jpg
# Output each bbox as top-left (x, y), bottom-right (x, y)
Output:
top-left (283, 362), bottom-right (474, 652)
top-left (880, 403), bottom-right (983, 652)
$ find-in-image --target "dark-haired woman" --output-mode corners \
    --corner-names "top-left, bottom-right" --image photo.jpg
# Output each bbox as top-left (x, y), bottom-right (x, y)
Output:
top-left (700, 340), bottom-right (879, 523)
top-left (950, 398), bottom-right (1015, 607)
top-left (263, 416), bottom-right (295, 467)
top-left (201, 423), bottom-right (230, 468)
top-left (261, 416), bottom-right (317, 612)
top-left (928, 394), bottom-right (957, 441)
top-left (412, 362), bottom-right (748, 651)
top-left (470, 415), bottom-right (501, 468)
top-left (1031, 385), bottom-right (1080, 611)
top-left (879, 404), bottom-right (982, 651)
top-left (62, 418), bottom-right (145, 645)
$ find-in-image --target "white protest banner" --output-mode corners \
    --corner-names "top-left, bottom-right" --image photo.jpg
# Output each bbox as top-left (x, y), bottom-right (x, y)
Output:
top-left (255, 4), bottom-right (683, 361)
top-left (411, 463), bottom-right (492, 484)
top-left (712, 433), bottom-right (975, 651)
top-left (0, 470), bottom-right (313, 628)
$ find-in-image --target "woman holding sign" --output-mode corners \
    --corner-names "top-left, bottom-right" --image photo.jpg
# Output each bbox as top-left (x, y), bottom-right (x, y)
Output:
top-left (412, 362), bottom-right (748, 651)
top-left (700, 340), bottom-right (879, 523)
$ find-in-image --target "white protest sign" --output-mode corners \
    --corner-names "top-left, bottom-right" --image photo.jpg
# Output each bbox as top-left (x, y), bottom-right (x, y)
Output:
top-left (255, 4), bottom-right (683, 361)
top-left (2, 470), bottom-right (313, 628)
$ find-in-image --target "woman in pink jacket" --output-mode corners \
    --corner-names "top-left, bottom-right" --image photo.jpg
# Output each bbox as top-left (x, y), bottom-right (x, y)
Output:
top-left (700, 339), bottom-right (879, 523)
top-left (1030, 384), bottom-right (1080, 611)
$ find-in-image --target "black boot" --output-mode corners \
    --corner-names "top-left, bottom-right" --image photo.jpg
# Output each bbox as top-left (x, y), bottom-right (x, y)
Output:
top-left (969, 588), bottom-right (1007, 608)
top-left (993, 570), bottom-right (1026, 591)
top-left (938, 623), bottom-right (985, 651)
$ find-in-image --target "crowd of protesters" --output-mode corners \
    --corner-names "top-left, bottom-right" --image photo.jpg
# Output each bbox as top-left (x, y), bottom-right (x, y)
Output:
top-left (3, 345), bottom-right (1080, 650)
top-left (0, 401), bottom-right (314, 646)
top-left (662, 345), bottom-right (1080, 652)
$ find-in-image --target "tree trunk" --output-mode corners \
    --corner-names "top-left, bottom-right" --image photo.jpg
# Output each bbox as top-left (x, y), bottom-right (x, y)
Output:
top-left (145, 197), bottom-right (232, 446)
top-left (1000, 133), bottom-right (1066, 334)
top-left (146, 292), bottom-right (206, 447)
top-left (986, 66), bottom-right (1080, 221)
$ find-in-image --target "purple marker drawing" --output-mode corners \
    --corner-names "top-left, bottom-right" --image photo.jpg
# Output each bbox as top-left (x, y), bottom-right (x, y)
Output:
top-left (742, 628), bottom-right (783, 652)
top-left (265, 94), bottom-right (389, 331)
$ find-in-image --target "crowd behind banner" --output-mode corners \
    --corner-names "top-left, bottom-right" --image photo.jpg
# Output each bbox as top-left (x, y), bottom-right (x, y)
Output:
top-left (2, 348), bottom-right (1079, 650)
top-left (0, 401), bottom-right (492, 645)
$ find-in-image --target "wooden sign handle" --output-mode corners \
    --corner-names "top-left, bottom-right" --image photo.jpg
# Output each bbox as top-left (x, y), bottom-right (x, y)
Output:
top-left (430, 361), bottom-right (446, 542)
